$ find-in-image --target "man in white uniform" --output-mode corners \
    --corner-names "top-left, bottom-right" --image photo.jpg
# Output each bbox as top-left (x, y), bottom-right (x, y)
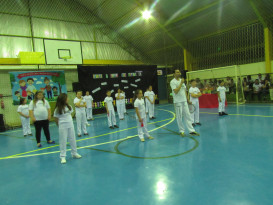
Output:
top-left (170, 69), bottom-right (200, 137)
top-left (189, 79), bottom-right (202, 126)
top-left (74, 91), bottom-right (88, 137)
top-left (217, 81), bottom-right (228, 116)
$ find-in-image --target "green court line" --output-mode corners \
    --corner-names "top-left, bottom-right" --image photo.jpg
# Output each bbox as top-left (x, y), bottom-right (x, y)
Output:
top-left (113, 121), bottom-right (199, 159)
top-left (114, 136), bottom-right (199, 159)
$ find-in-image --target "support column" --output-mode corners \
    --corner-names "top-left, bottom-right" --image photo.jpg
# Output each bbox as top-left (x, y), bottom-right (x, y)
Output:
top-left (184, 49), bottom-right (193, 71)
top-left (264, 27), bottom-right (272, 73)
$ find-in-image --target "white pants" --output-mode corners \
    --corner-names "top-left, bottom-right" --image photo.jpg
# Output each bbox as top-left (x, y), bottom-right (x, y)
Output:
top-left (191, 100), bottom-right (200, 123)
top-left (174, 102), bottom-right (195, 133)
top-left (145, 101), bottom-right (149, 113)
top-left (123, 101), bottom-right (127, 113)
top-left (107, 109), bottom-right (116, 127)
top-left (86, 107), bottom-right (93, 120)
top-left (21, 117), bottom-right (31, 135)
top-left (76, 111), bottom-right (87, 135)
top-left (116, 101), bottom-right (124, 119)
top-left (218, 98), bottom-right (225, 112)
top-left (147, 102), bottom-right (155, 118)
top-left (137, 117), bottom-right (150, 139)
top-left (59, 126), bottom-right (77, 158)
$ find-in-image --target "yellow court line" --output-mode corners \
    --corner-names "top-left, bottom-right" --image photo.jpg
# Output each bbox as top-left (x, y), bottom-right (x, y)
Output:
top-left (200, 112), bottom-right (273, 118)
top-left (0, 111), bottom-right (137, 135)
top-left (0, 109), bottom-right (175, 160)
top-left (4, 117), bottom-right (173, 159)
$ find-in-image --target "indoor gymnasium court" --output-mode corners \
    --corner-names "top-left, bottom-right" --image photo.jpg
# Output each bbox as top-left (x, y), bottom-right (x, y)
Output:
top-left (0, 1), bottom-right (273, 205)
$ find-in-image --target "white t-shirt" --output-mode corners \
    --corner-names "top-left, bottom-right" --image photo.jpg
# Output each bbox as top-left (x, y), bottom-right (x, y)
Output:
top-left (217, 86), bottom-right (226, 99)
top-left (253, 83), bottom-right (262, 92)
top-left (189, 87), bottom-right (201, 102)
top-left (170, 78), bottom-right (187, 103)
top-left (17, 105), bottom-right (29, 118)
top-left (29, 100), bottom-right (50, 121)
top-left (83, 95), bottom-right (93, 108)
top-left (122, 92), bottom-right (126, 103)
top-left (104, 97), bottom-right (114, 110)
top-left (147, 91), bottom-right (155, 103)
top-left (115, 93), bottom-right (125, 103)
top-left (54, 106), bottom-right (74, 128)
top-left (74, 97), bottom-right (86, 112)
top-left (134, 98), bottom-right (146, 119)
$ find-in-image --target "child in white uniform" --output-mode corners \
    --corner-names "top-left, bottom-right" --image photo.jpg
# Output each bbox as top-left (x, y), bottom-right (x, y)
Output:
top-left (189, 79), bottom-right (202, 126)
top-left (217, 81), bottom-right (228, 116)
top-left (122, 90), bottom-right (127, 115)
top-left (17, 98), bottom-right (32, 137)
top-left (115, 88), bottom-right (125, 120)
top-left (84, 91), bottom-right (94, 121)
top-left (29, 91), bottom-right (55, 147)
top-left (145, 85), bottom-right (156, 119)
top-left (144, 88), bottom-right (149, 115)
top-left (134, 89), bottom-right (154, 142)
top-left (170, 69), bottom-right (200, 137)
top-left (104, 90), bottom-right (119, 129)
top-left (74, 91), bottom-right (88, 137)
top-left (54, 93), bottom-right (82, 164)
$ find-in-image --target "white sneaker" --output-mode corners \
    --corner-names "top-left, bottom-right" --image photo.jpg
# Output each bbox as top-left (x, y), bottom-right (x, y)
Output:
top-left (73, 153), bottom-right (82, 159)
top-left (61, 157), bottom-right (66, 164)
top-left (180, 132), bottom-right (186, 137)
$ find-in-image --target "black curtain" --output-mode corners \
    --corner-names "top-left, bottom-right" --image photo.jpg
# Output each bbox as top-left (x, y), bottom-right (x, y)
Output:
top-left (77, 65), bottom-right (158, 103)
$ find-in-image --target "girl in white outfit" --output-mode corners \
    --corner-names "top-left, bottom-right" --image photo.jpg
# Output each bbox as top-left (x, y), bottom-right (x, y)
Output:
top-left (74, 91), bottom-right (88, 137)
top-left (84, 91), bottom-right (94, 121)
top-left (115, 88), bottom-right (125, 120)
top-left (144, 88), bottom-right (149, 115)
top-left (145, 85), bottom-right (156, 119)
top-left (134, 89), bottom-right (154, 142)
top-left (122, 90), bottom-right (127, 115)
top-left (105, 90), bottom-right (119, 129)
top-left (54, 93), bottom-right (82, 164)
top-left (17, 98), bottom-right (32, 137)
top-left (29, 91), bottom-right (55, 147)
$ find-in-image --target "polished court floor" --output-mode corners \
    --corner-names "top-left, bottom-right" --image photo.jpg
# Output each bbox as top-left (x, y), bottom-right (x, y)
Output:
top-left (0, 103), bottom-right (272, 205)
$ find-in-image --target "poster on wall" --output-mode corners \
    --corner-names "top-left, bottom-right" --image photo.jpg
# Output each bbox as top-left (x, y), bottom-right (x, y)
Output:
top-left (9, 71), bottom-right (67, 105)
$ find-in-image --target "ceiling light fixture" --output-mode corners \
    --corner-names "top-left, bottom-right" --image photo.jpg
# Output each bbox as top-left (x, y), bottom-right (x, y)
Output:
top-left (142, 10), bottom-right (152, 20)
